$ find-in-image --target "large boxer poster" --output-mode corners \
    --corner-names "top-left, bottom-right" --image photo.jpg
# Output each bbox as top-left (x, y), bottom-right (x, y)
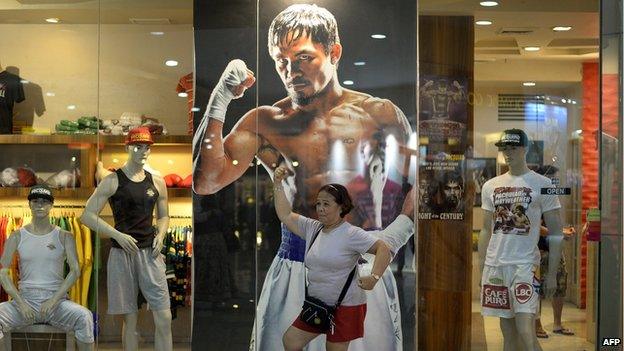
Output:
top-left (192, 1), bottom-right (417, 350)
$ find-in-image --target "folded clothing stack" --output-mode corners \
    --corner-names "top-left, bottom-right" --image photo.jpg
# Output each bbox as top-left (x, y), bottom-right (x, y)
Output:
top-left (100, 114), bottom-right (167, 136)
top-left (55, 116), bottom-right (101, 135)
top-left (1, 167), bottom-right (38, 187)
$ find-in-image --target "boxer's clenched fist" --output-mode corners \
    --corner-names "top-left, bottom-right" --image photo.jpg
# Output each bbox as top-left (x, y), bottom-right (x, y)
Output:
top-left (273, 166), bottom-right (290, 183)
top-left (206, 59), bottom-right (256, 123)
top-left (221, 59), bottom-right (256, 99)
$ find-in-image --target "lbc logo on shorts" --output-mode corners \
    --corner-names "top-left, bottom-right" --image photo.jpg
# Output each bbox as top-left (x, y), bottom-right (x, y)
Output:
top-left (482, 285), bottom-right (510, 309)
top-left (514, 283), bottom-right (533, 304)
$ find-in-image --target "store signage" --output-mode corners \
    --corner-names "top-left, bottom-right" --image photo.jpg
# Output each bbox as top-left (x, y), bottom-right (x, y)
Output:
top-left (540, 187), bottom-right (571, 195)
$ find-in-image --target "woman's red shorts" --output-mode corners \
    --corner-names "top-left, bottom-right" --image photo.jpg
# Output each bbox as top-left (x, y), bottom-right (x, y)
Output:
top-left (292, 304), bottom-right (367, 343)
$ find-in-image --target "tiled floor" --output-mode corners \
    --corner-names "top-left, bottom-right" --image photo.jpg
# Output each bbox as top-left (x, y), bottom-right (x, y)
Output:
top-left (473, 300), bottom-right (595, 350)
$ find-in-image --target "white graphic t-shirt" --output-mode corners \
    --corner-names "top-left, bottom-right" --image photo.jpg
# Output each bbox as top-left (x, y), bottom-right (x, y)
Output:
top-left (481, 170), bottom-right (561, 266)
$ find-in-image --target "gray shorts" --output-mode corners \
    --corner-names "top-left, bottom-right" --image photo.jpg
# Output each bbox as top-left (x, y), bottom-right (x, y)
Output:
top-left (0, 289), bottom-right (94, 343)
top-left (107, 247), bottom-right (170, 314)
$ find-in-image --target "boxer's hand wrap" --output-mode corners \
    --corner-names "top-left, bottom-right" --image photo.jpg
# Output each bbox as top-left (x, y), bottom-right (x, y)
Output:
top-left (205, 59), bottom-right (249, 123)
top-left (373, 214), bottom-right (414, 255)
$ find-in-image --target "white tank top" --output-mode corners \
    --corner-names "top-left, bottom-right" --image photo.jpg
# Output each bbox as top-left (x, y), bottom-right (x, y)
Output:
top-left (18, 226), bottom-right (65, 291)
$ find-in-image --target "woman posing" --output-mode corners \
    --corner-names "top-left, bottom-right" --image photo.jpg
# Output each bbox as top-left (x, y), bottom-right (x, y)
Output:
top-left (273, 166), bottom-right (414, 351)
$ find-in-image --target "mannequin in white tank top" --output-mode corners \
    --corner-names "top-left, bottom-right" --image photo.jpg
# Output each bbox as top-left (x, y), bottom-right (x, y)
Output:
top-left (0, 185), bottom-right (94, 351)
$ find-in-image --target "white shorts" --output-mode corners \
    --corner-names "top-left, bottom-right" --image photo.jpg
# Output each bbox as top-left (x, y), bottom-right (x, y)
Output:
top-left (0, 289), bottom-right (94, 343)
top-left (480, 264), bottom-right (540, 318)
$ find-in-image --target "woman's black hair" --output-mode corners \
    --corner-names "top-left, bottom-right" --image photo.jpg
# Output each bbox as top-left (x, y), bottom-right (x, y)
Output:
top-left (317, 183), bottom-right (354, 218)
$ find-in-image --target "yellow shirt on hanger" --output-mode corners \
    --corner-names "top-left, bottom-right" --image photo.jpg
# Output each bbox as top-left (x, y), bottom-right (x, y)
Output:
top-left (69, 216), bottom-right (84, 304)
top-left (80, 223), bottom-right (93, 307)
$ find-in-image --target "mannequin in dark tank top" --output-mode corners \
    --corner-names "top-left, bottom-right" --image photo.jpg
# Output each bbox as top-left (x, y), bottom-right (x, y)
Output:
top-left (81, 127), bottom-right (172, 351)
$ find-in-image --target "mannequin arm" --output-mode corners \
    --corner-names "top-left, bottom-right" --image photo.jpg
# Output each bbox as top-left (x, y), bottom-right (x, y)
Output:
top-left (152, 175), bottom-right (170, 256)
top-left (0, 232), bottom-right (26, 304)
top-left (41, 231), bottom-right (81, 316)
top-left (80, 174), bottom-right (139, 253)
top-left (478, 210), bottom-right (493, 276)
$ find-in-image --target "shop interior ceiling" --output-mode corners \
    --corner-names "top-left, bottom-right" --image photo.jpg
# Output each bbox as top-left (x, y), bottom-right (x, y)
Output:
top-left (422, 0), bottom-right (599, 89)
top-left (0, 0), bottom-right (599, 89)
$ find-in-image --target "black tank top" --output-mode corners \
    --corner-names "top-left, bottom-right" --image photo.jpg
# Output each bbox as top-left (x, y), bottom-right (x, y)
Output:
top-left (109, 169), bottom-right (159, 249)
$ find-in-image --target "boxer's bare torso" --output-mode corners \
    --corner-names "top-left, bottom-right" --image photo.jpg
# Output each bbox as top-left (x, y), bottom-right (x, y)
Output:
top-left (196, 88), bottom-right (410, 225)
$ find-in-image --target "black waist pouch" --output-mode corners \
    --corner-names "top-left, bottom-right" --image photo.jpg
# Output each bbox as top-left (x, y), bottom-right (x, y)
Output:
top-left (300, 295), bottom-right (336, 332)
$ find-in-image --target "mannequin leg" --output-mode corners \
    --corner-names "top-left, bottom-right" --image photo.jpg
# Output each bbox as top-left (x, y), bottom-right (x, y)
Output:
top-left (515, 313), bottom-right (542, 351)
top-left (153, 309), bottom-right (172, 351)
top-left (123, 312), bottom-right (139, 351)
top-left (499, 318), bottom-right (520, 351)
top-left (76, 340), bottom-right (94, 351)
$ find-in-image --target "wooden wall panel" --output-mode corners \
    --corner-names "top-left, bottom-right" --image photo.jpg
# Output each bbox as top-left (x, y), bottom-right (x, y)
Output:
top-left (418, 16), bottom-right (474, 350)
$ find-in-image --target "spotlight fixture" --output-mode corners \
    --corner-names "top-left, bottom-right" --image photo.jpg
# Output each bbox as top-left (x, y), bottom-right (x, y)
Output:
top-left (475, 20), bottom-right (493, 26)
top-left (45, 18), bottom-right (60, 23)
top-left (523, 82), bottom-right (536, 86)
top-left (371, 34), bottom-right (386, 39)
top-left (479, 1), bottom-right (499, 7)
top-left (165, 60), bottom-right (179, 67)
top-left (552, 26), bottom-right (572, 32)
top-left (523, 46), bottom-right (541, 52)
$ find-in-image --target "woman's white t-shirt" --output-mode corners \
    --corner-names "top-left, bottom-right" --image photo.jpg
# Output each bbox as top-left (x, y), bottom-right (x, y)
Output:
top-left (298, 216), bottom-right (378, 306)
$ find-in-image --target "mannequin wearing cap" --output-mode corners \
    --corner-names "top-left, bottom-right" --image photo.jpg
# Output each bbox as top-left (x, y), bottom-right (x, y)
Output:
top-left (478, 129), bottom-right (564, 351)
top-left (81, 127), bottom-right (172, 351)
top-left (0, 185), bottom-right (94, 350)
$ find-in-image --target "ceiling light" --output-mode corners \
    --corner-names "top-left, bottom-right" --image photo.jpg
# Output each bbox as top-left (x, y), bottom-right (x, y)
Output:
top-left (371, 34), bottom-right (386, 39)
top-left (343, 80), bottom-right (354, 85)
top-left (523, 46), bottom-right (541, 52)
top-left (45, 18), bottom-right (60, 23)
top-left (353, 61), bottom-right (366, 66)
top-left (165, 60), bottom-right (179, 67)
top-left (552, 26), bottom-right (572, 32)
top-left (475, 20), bottom-right (492, 26)
top-left (523, 82), bottom-right (536, 86)
top-left (177, 92), bottom-right (188, 98)
top-left (20, 80), bottom-right (29, 84)
top-left (150, 31), bottom-right (165, 36)
top-left (67, 105), bottom-right (76, 110)
top-left (479, 1), bottom-right (499, 7)
top-left (46, 92), bottom-right (55, 97)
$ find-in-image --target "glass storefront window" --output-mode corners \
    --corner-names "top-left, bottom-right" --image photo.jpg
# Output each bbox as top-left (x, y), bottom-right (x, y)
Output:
top-left (0, 1), bottom-right (193, 349)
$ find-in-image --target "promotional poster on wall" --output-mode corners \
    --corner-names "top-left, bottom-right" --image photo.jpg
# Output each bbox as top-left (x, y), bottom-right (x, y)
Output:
top-left (192, 1), bottom-right (417, 350)
top-left (418, 154), bottom-right (465, 220)
top-left (418, 76), bottom-right (468, 150)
